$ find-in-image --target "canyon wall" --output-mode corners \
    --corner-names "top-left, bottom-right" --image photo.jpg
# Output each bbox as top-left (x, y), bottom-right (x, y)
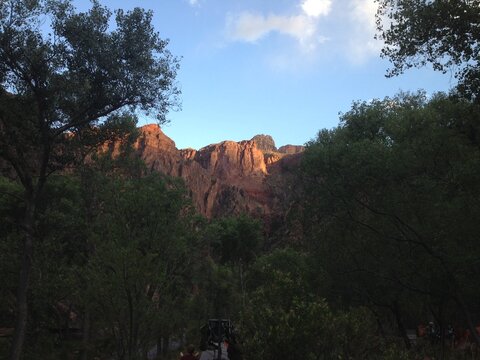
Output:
top-left (135, 124), bottom-right (303, 223)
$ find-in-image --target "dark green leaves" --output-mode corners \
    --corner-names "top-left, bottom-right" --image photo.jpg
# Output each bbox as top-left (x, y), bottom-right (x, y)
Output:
top-left (376, 0), bottom-right (480, 100)
top-left (0, 0), bottom-right (180, 132)
top-left (302, 92), bottom-right (480, 327)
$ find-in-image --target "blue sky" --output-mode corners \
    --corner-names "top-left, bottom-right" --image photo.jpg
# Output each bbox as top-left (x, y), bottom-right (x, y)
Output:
top-left (76, 0), bottom-right (454, 150)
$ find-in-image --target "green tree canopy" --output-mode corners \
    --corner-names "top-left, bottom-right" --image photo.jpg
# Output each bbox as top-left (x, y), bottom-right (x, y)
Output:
top-left (240, 249), bottom-right (390, 360)
top-left (207, 215), bottom-right (263, 266)
top-left (376, 0), bottom-right (480, 100)
top-left (0, 1), bottom-right (180, 358)
top-left (302, 91), bottom-right (480, 345)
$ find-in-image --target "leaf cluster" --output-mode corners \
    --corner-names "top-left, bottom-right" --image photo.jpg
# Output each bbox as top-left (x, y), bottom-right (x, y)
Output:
top-left (301, 91), bottom-right (480, 345)
top-left (376, 0), bottom-right (480, 99)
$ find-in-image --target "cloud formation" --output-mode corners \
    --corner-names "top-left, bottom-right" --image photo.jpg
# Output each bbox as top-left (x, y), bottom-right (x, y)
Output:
top-left (226, 0), bottom-right (332, 52)
top-left (225, 0), bottom-right (381, 65)
top-left (301, 0), bottom-right (332, 17)
top-left (346, 0), bottom-right (381, 63)
top-left (227, 13), bottom-right (316, 44)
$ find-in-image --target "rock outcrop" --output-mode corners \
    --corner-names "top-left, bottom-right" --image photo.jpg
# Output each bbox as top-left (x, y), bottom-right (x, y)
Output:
top-left (251, 134), bottom-right (277, 153)
top-left (133, 124), bottom-right (304, 224)
top-left (278, 144), bottom-right (305, 154)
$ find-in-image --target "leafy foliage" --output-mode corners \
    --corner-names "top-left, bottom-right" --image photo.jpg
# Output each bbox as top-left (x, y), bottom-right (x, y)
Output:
top-left (207, 214), bottom-right (263, 265)
top-left (376, 0), bottom-right (480, 100)
top-left (82, 173), bottom-right (194, 359)
top-left (301, 91), bottom-right (480, 345)
top-left (0, 1), bottom-right (180, 357)
top-left (240, 249), bottom-right (398, 360)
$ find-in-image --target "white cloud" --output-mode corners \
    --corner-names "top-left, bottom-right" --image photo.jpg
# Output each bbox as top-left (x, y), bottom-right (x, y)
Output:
top-left (226, 10), bottom-right (330, 53)
top-left (189, 0), bottom-right (199, 6)
top-left (226, 0), bottom-right (333, 48)
top-left (301, 0), bottom-right (332, 17)
top-left (345, 0), bottom-right (382, 63)
top-left (224, 0), bottom-right (383, 67)
top-left (227, 13), bottom-right (315, 43)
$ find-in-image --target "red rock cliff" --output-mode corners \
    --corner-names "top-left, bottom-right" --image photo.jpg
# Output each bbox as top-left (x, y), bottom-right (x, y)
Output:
top-left (134, 124), bottom-right (303, 222)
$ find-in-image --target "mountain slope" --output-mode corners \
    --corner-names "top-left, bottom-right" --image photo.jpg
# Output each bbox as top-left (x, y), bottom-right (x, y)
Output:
top-left (135, 124), bottom-right (303, 224)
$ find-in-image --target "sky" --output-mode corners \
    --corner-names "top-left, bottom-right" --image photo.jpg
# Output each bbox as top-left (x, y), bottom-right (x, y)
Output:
top-left (75, 0), bottom-right (455, 150)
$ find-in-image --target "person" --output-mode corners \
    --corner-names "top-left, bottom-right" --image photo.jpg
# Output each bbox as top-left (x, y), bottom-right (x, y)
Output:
top-left (226, 339), bottom-right (243, 360)
top-left (180, 344), bottom-right (200, 360)
top-left (428, 321), bottom-right (438, 344)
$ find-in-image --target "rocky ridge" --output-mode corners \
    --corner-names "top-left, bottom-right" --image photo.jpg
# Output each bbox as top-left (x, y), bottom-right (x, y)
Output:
top-left (134, 124), bottom-right (303, 223)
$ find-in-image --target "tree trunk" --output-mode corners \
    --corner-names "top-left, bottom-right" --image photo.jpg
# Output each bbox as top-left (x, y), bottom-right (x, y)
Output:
top-left (162, 336), bottom-right (169, 356)
top-left (9, 198), bottom-right (35, 360)
top-left (80, 309), bottom-right (90, 360)
top-left (239, 261), bottom-right (246, 309)
top-left (125, 273), bottom-right (134, 359)
top-left (392, 301), bottom-right (411, 350)
top-left (155, 333), bottom-right (162, 360)
top-left (369, 306), bottom-right (386, 338)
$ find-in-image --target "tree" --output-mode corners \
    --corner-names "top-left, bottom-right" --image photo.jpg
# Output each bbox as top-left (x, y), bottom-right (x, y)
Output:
top-left (207, 215), bottom-right (263, 266)
top-left (240, 249), bottom-right (393, 360)
top-left (301, 92), bottom-right (480, 347)
top-left (205, 215), bottom-right (263, 310)
top-left (0, 177), bottom-right (23, 357)
top-left (6, 146), bottom-right (198, 359)
top-left (0, 1), bottom-right (180, 358)
top-left (83, 172), bottom-right (195, 360)
top-left (376, 0), bottom-right (480, 100)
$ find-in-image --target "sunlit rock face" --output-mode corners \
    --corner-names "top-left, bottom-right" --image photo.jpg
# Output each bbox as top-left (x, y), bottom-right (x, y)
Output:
top-left (134, 124), bottom-right (304, 223)
top-left (179, 148), bottom-right (196, 161)
top-left (194, 140), bottom-right (267, 178)
top-left (264, 152), bottom-right (283, 166)
top-left (278, 144), bottom-right (305, 154)
top-left (135, 124), bottom-right (181, 175)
